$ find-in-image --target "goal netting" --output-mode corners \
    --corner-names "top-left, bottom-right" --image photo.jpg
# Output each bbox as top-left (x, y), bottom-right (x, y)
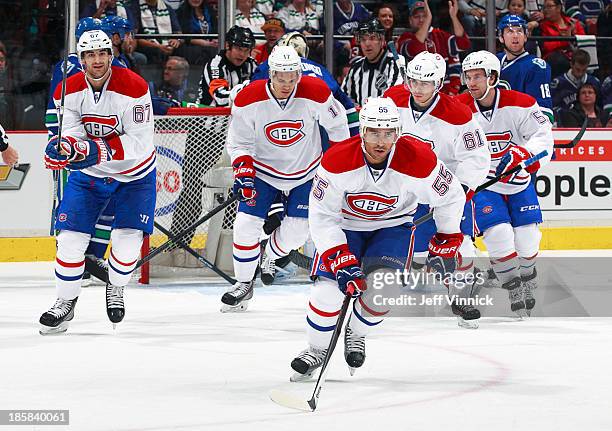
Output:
top-left (139, 107), bottom-right (236, 284)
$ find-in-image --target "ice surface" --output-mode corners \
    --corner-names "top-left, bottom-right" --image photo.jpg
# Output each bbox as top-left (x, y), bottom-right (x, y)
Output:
top-left (1, 259), bottom-right (611, 431)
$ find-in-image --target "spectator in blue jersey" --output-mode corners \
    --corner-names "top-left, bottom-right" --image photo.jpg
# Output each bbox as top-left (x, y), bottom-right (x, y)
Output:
top-left (496, 14), bottom-right (554, 122)
top-left (550, 49), bottom-right (600, 118)
top-left (332, 0), bottom-right (371, 36)
top-left (250, 31), bottom-right (360, 136)
top-left (80, 0), bottom-right (137, 24)
top-left (560, 82), bottom-right (610, 126)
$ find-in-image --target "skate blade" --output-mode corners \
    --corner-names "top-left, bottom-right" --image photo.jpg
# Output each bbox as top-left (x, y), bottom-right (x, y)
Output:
top-left (220, 300), bottom-right (250, 313)
top-left (457, 317), bottom-right (479, 329)
top-left (290, 370), bottom-right (316, 382)
top-left (39, 322), bottom-right (69, 336)
top-left (513, 309), bottom-right (528, 320)
top-left (269, 389), bottom-right (313, 412)
top-left (348, 366), bottom-right (356, 376)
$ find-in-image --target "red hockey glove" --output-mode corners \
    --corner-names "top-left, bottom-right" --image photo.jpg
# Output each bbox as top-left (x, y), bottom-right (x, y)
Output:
top-left (323, 244), bottom-right (367, 297)
top-left (232, 155), bottom-right (257, 201)
top-left (496, 146), bottom-right (540, 183)
top-left (426, 232), bottom-right (463, 275)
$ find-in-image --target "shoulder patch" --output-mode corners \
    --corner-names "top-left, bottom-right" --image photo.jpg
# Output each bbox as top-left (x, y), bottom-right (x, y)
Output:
top-left (383, 84), bottom-right (409, 108)
top-left (233, 79), bottom-right (269, 107)
top-left (497, 89), bottom-right (537, 109)
top-left (532, 57), bottom-right (548, 69)
top-left (107, 67), bottom-right (149, 98)
top-left (430, 93), bottom-right (472, 125)
top-left (454, 93), bottom-right (477, 112)
top-left (389, 136), bottom-right (437, 179)
top-left (320, 136), bottom-right (365, 174)
top-left (55, 73), bottom-right (87, 100)
top-left (294, 75), bottom-right (332, 103)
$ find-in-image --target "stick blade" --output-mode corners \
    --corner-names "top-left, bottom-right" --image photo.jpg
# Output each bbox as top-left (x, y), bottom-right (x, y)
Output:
top-left (269, 389), bottom-right (314, 412)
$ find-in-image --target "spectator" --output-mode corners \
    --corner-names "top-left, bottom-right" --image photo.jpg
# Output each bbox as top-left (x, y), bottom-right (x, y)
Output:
top-left (235, 0), bottom-right (266, 34)
top-left (80, 0), bottom-right (136, 23)
top-left (506, 0), bottom-right (540, 32)
top-left (311, 0), bottom-right (324, 18)
top-left (252, 18), bottom-right (285, 64)
top-left (596, 2), bottom-right (612, 76)
top-left (150, 56), bottom-right (197, 102)
top-left (164, 0), bottom-right (184, 9)
top-left (134, 0), bottom-right (184, 64)
top-left (497, 14), bottom-right (554, 122)
top-left (397, 0), bottom-right (470, 96)
top-left (0, 42), bottom-right (15, 129)
top-left (341, 18), bottom-right (403, 106)
top-left (255, 0), bottom-right (277, 19)
top-left (565, 0), bottom-right (605, 31)
top-left (176, 0), bottom-right (219, 65)
top-left (458, 0), bottom-right (507, 36)
top-left (539, 0), bottom-right (586, 77)
top-left (551, 49), bottom-right (600, 116)
top-left (601, 74), bottom-right (612, 115)
top-left (376, 3), bottom-right (397, 42)
top-left (277, 0), bottom-right (319, 34)
top-left (332, 0), bottom-right (371, 36)
top-left (560, 82), bottom-right (610, 126)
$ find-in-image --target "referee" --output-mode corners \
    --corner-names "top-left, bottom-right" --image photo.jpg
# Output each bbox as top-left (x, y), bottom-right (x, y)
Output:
top-left (0, 122), bottom-right (18, 167)
top-left (341, 19), bottom-right (405, 107)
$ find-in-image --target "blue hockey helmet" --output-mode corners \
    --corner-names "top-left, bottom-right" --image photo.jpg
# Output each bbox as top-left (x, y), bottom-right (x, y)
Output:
top-left (497, 14), bottom-right (528, 35)
top-left (76, 17), bottom-right (103, 40)
top-left (101, 15), bottom-right (133, 40)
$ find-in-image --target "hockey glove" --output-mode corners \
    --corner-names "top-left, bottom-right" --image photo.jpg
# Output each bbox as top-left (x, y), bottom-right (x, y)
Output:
top-left (232, 155), bottom-right (257, 201)
top-left (57, 136), bottom-right (112, 171)
top-left (323, 245), bottom-right (367, 297)
top-left (496, 146), bottom-right (540, 183)
top-left (44, 139), bottom-right (69, 170)
top-left (426, 232), bottom-right (463, 276)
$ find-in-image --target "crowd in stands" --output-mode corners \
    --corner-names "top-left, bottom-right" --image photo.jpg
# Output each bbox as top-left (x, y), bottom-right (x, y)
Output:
top-left (0, 0), bottom-right (610, 130)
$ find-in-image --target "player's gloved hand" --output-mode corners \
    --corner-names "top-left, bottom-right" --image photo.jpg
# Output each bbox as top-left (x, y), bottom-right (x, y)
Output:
top-left (324, 245), bottom-right (367, 297)
top-left (462, 184), bottom-right (474, 201)
top-left (44, 139), bottom-right (69, 170)
top-left (495, 146), bottom-right (540, 183)
top-left (229, 80), bottom-right (250, 105)
top-left (426, 232), bottom-right (463, 275)
top-left (54, 135), bottom-right (112, 171)
top-left (232, 155), bottom-right (257, 201)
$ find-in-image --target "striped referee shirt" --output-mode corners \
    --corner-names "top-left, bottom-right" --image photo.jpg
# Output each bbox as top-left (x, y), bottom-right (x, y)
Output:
top-left (341, 50), bottom-right (404, 107)
top-left (197, 50), bottom-right (258, 106)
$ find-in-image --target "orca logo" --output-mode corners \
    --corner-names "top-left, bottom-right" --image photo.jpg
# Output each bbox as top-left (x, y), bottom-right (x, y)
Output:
top-left (82, 114), bottom-right (120, 138)
top-left (485, 131), bottom-right (513, 159)
top-left (264, 120), bottom-right (305, 147)
top-left (345, 192), bottom-right (398, 218)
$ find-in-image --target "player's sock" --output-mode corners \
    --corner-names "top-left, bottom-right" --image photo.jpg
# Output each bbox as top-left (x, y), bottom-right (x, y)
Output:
top-left (307, 278), bottom-right (344, 348)
top-left (55, 231), bottom-right (90, 300)
top-left (232, 213), bottom-right (264, 283)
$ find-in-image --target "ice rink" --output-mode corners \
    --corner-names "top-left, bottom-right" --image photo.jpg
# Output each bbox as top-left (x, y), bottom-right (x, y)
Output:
top-left (1, 260), bottom-right (611, 431)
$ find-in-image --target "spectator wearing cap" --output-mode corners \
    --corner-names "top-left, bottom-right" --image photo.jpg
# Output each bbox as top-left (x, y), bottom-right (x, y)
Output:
top-left (80, 0), bottom-right (136, 24)
top-left (341, 18), bottom-right (404, 106)
top-left (235, 0), bottom-right (266, 34)
top-left (277, 0), bottom-right (319, 34)
top-left (397, 0), bottom-right (470, 96)
top-left (560, 82), bottom-right (610, 126)
top-left (252, 18), bottom-right (285, 64)
top-left (176, 0), bottom-right (219, 65)
top-left (551, 48), bottom-right (601, 116)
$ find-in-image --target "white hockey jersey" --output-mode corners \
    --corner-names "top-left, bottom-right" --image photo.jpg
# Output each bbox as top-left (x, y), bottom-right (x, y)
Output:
top-left (226, 76), bottom-right (350, 191)
top-left (456, 89), bottom-right (554, 195)
top-left (384, 85), bottom-right (490, 192)
top-left (309, 135), bottom-right (466, 256)
top-left (54, 66), bottom-right (155, 183)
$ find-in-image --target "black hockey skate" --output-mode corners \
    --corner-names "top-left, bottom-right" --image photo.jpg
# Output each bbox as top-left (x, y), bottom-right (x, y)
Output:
top-left (39, 297), bottom-right (78, 335)
top-left (220, 281), bottom-right (254, 312)
top-left (106, 283), bottom-right (125, 327)
top-left (344, 321), bottom-right (365, 375)
top-left (521, 269), bottom-right (537, 316)
top-left (290, 347), bottom-right (328, 382)
top-left (260, 252), bottom-right (276, 286)
top-left (451, 302), bottom-right (481, 329)
top-left (502, 277), bottom-right (527, 318)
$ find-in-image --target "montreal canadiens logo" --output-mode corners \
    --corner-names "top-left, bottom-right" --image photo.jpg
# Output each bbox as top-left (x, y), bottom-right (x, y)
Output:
top-left (486, 131), bottom-right (513, 159)
top-left (346, 192), bottom-right (398, 218)
top-left (264, 120), bottom-right (305, 147)
top-left (58, 213), bottom-right (68, 222)
top-left (82, 114), bottom-right (120, 138)
top-left (482, 205), bottom-right (493, 214)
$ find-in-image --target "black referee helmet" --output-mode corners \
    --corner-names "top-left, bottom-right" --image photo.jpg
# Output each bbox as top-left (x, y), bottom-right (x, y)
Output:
top-left (226, 25), bottom-right (256, 49)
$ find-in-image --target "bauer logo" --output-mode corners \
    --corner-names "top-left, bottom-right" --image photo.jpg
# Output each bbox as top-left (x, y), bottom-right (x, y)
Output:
top-left (82, 114), bottom-right (120, 138)
top-left (264, 120), bottom-right (305, 147)
top-left (345, 192), bottom-right (398, 218)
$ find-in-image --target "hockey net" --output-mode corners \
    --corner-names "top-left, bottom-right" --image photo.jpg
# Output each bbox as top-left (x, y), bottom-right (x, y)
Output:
top-left (139, 107), bottom-right (237, 284)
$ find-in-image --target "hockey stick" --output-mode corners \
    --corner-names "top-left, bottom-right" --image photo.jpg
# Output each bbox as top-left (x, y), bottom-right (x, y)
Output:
top-left (270, 284), bottom-right (356, 412)
top-left (50, 0), bottom-right (70, 235)
top-left (553, 117), bottom-right (588, 149)
top-left (288, 150), bottom-right (549, 270)
top-left (153, 221), bottom-right (236, 284)
top-left (136, 194), bottom-right (238, 268)
top-left (387, 40), bottom-right (406, 83)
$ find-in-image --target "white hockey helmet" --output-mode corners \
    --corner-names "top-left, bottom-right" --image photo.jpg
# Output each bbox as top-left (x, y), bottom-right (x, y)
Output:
top-left (77, 30), bottom-right (113, 58)
top-left (359, 97), bottom-right (401, 140)
top-left (268, 45), bottom-right (302, 73)
top-left (462, 50), bottom-right (500, 86)
top-left (276, 32), bottom-right (309, 58)
top-left (405, 51), bottom-right (446, 87)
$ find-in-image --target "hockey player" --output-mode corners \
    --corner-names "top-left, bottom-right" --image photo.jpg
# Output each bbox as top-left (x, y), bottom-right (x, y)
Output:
top-left (222, 45), bottom-right (350, 312)
top-left (384, 51), bottom-right (490, 328)
top-left (290, 98), bottom-right (466, 379)
top-left (457, 50), bottom-right (554, 316)
top-left (496, 14), bottom-right (554, 123)
top-left (40, 30), bottom-right (156, 334)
